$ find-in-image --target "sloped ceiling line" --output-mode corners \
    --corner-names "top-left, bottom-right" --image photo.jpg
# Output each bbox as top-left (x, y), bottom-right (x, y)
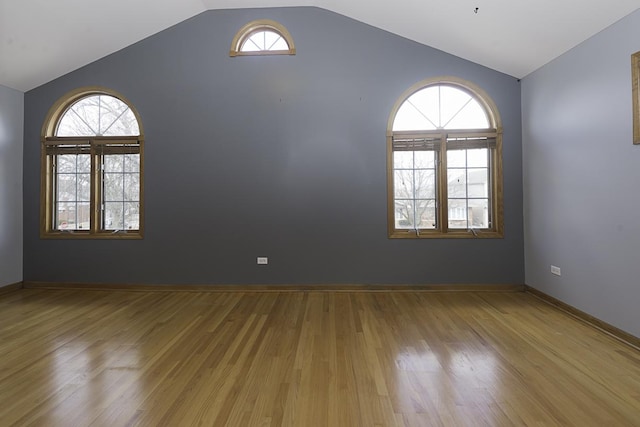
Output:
top-left (1, 0), bottom-right (639, 92)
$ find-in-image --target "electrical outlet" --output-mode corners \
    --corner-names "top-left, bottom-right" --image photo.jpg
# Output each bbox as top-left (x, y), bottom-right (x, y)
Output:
top-left (550, 265), bottom-right (561, 276)
top-left (257, 257), bottom-right (268, 265)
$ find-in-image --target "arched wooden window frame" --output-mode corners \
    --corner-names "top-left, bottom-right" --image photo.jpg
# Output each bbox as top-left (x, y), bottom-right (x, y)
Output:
top-left (386, 76), bottom-right (504, 239)
top-left (40, 86), bottom-right (145, 239)
top-left (229, 19), bottom-right (296, 57)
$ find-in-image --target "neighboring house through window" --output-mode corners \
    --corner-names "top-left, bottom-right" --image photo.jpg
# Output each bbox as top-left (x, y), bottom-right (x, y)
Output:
top-left (387, 77), bottom-right (503, 238)
top-left (40, 87), bottom-right (144, 239)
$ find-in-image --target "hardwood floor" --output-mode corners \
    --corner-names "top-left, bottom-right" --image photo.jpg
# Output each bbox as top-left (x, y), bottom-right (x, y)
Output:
top-left (0, 289), bottom-right (638, 426)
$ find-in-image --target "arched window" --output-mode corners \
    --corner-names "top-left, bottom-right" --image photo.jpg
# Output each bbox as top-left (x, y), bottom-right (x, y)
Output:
top-left (229, 20), bottom-right (295, 57)
top-left (387, 77), bottom-right (503, 238)
top-left (41, 87), bottom-right (144, 238)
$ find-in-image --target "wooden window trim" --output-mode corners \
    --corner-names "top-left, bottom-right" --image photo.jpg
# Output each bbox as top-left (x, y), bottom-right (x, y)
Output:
top-left (633, 51), bottom-right (640, 145)
top-left (229, 19), bottom-right (295, 57)
top-left (40, 87), bottom-right (144, 240)
top-left (386, 77), bottom-right (504, 239)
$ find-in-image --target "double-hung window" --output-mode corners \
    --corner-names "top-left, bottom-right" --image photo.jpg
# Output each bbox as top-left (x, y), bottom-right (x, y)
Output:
top-left (388, 78), bottom-right (503, 238)
top-left (41, 88), bottom-right (144, 239)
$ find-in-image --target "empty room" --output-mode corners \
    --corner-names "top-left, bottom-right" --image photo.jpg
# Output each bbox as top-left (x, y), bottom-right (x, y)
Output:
top-left (1, 0), bottom-right (639, 425)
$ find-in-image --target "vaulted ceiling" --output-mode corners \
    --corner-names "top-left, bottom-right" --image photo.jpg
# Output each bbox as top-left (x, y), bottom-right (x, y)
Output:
top-left (1, 0), bottom-right (639, 92)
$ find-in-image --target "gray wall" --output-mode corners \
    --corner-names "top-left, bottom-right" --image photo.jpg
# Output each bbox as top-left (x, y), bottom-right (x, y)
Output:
top-left (24, 7), bottom-right (524, 286)
top-left (522, 9), bottom-right (640, 336)
top-left (0, 84), bottom-right (23, 287)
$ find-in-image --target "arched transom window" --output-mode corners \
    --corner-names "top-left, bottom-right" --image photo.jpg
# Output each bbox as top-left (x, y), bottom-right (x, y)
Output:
top-left (387, 77), bottom-right (503, 238)
top-left (230, 20), bottom-right (295, 56)
top-left (41, 88), bottom-right (144, 239)
top-left (56, 94), bottom-right (139, 137)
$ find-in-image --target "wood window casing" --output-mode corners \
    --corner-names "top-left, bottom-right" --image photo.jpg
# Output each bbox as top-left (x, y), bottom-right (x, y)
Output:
top-left (40, 87), bottom-right (144, 239)
top-left (387, 77), bottom-right (504, 239)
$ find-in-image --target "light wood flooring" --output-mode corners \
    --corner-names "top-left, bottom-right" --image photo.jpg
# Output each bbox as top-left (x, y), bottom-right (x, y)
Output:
top-left (0, 289), bottom-right (639, 426)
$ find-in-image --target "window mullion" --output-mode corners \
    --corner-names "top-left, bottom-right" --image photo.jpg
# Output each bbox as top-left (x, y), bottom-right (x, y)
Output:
top-left (439, 134), bottom-right (448, 232)
top-left (412, 150), bottom-right (418, 234)
top-left (90, 140), bottom-right (99, 234)
top-left (74, 155), bottom-right (79, 231)
top-left (488, 147), bottom-right (495, 228)
top-left (122, 154), bottom-right (126, 230)
top-left (50, 155), bottom-right (57, 232)
top-left (465, 149), bottom-right (470, 230)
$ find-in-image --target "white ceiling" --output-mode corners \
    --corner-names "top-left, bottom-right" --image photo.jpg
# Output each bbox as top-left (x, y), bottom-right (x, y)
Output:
top-left (1, 0), bottom-right (639, 92)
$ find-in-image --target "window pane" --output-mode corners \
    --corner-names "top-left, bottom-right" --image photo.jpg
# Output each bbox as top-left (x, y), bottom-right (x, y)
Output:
top-left (124, 154), bottom-right (140, 173)
top-left (393, 92), bottom-right (438, 131)
top-left (242, 30), bottom-right (289, 52)
top-left (78, 173), bottom-right (91, 201)
top-left (124, 202), bottom-right (140, 230)
top-left (448, 199), bottom-right (468, 229)
top-left (393, 85), bottom-right (489, 131)
top-left (100, 96), bottom-right (135, 136)
top-left (104, 173), bottom-right (124, 202)
top-left (57, 155), bottom-right (78, 173)
top-left (406, 87), bottom-right (439, 127)
top-left (448, 169), bottom-right (467, 198)
top-left (394, 151), bottom-right (414, 169)
top-left (440, 86), bottom-right (473, 128)
top-left (445, 101), bottom-right (489, 129)
top-left (416, 200), bottom-right (436, 229)
top-left (57, 174), bottom-right (76, 202)
top-left (415, 170), bottom-right (435, 199)
top-left (241, 39), bottom-right (261, 52)
top-left (394, 170), bottom-right (414, 199)
top-left (244, 33), bottom-right (265, 51)
top-left (56, 202), bottom-right (75, 230)
top-left (467, 148), bottom-right (488, 167)
top-left (395, 201), bottom-right (415, 229)
top-left (270, 37), bottom-right (288, 51)
top-left (103, 108), bottom-right (139, 136)
top-left (77, 202), bottom-right (90, 230)
top-left (56, 110), bottom-right (96, 136)
top-left (105, 155), bottom-right (124, 172)
top-left (468, 168), bottom-right (489, 198)
top-left (468, 199), bottom-right (489, 228)
top-left (65, 97), bottom-right (100, 135)
top-left (414, 151), bottom-right (435, 169)
top-left (55, 202), bottom-right (89, 230)
top-left (264, 31), bottom-right (282, 50)
top-left (124, 173), bottom-right (140, 201)
top-left (56, 95), bottom-right (139, 137)
top-left (447, 150), bottom-right (466, 168)
top-left (104, 202), bottom-right (124, 230)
